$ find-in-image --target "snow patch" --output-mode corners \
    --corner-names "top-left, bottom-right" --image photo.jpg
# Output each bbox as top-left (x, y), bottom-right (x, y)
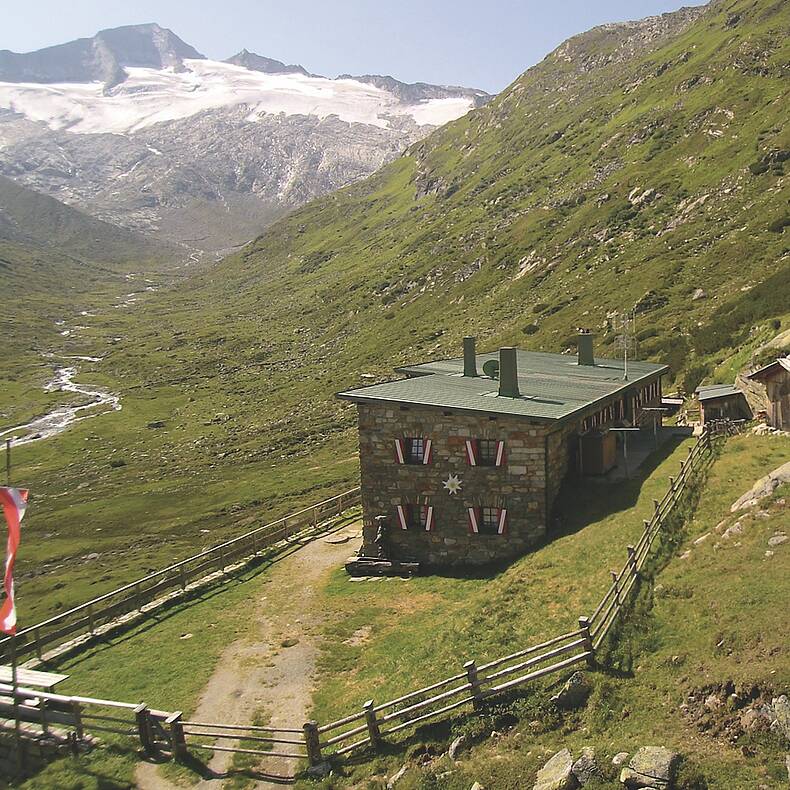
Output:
top-left (0, 59), bottom-right (475, 135)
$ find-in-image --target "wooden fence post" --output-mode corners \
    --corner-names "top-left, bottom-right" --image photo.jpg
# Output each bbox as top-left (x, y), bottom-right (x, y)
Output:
top-left (362, 700), bottom-right (381, 748)
top-left (578, 616), bottom-right (594, 666)
top-left (34, 628), bottom-right (42, 661)
top-left (653, 499), bottom-right (660, 513)
top-left (40, 697), bottom-right (49, 736)
top-left (135, 704), bottom-right (154, 756)
top-left (179, 565), bottom-right (187, 592)
top-left (71, 701), bottom-right (84, 741)
top-left (303, 720), bottom-right (323, 767)
top-left (87, 603), bottom-right (95, 634)
top-left (166, 711), bottom-right (186, 761)
top-left (464, 659), bottom-right (483, 710)
top-left (627, 545), bottom-right (637, 576)
top-left (611, 571), bottom-right (620, 606)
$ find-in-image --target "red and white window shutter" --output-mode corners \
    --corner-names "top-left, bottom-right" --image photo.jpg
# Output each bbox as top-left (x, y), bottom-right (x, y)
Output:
top-left (494, 440), bottom-right (506, 467)
top-left (423, 439), bottom-right (433, 465)
top-left (424, 505), bottom-right (435, 531)
top-left (396, 505), bottom-right (409, 530)
top-left (394, 439), bottom-right (406, 464)
top-left (467, 506), bottom-right (480, 533)
top-left (497, 507), bottom-right (508, 535)
top-left (465, 440), bottom-right (478, 466)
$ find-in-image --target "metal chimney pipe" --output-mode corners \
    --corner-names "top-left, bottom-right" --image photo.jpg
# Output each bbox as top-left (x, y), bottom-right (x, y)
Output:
top-left (463, 336), bottom-right (477, 377)
top-left (498, 347), bottom-right (520, 398)
top-left (578, 329), bottom-right (595, 366)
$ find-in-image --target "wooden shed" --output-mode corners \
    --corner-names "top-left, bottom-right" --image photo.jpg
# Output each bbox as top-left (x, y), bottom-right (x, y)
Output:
top-left (748, 358), bottom-right (790, 431)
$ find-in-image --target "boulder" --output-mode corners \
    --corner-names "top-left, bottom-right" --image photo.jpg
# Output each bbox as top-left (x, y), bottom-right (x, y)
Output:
top-left (731, 462), bottom-right (790, 511)
top-left (770, 696), bottom-right (790, 741)
top-left (470, 784), bottom-right (485, 790)
top-left (613, 752), bottom-right (630, 767)
top-left (768, 534), bottom-right (787, 547)
top-left (691, 288), bottom-right (707, 301)
top-left (572, 747), bottom-right (600, 785)
top-left (448, 735), bottom-right (468, 761)
top-left (534, 749), bottom-right (579, 790)
top-left (551, 672), bottom-right (593, 710)
top-left (619, 746), bottom-right (679, 788)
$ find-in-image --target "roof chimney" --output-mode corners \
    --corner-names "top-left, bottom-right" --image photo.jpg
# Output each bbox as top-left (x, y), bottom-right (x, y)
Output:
top-left (463, 336), bottom-right (477, 377)
top-left (498, 347), bottom-right (520, 398)
top-left (577, 329), bottom-right (595, 367)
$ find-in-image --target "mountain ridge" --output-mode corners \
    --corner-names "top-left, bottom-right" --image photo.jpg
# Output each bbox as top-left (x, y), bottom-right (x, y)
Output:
top-left (0, 23), bottom-right (203, 89)
top-left (0, 24), bottom-right (491, 252)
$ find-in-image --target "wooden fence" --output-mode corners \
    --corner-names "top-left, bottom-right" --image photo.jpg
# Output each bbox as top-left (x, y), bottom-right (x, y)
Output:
top-left (0, 487), bottom-right (361, 664)
top-left (0, 425), bottom-right (733, 775)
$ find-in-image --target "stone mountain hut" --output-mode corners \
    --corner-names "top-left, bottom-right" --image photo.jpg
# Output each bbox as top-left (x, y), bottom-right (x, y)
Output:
top-left (337, 332), bottom-right (667, 570)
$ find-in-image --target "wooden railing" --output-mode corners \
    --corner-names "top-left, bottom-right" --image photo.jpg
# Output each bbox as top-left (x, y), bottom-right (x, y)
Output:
top-left (1, 425), bottom-right (730, 775)
top-left (302, 428), bottom-right (719, 765)
top-left (0, 487), bottom-right (361, 664)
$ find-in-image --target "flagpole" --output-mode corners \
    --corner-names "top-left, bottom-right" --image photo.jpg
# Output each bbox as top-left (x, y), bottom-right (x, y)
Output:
top-left (11, 631), bottom-right (22, 775)
top-left (4, 439), bottom-right (22, 776)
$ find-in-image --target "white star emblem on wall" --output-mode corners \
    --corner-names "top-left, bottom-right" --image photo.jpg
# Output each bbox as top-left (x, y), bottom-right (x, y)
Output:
top-left (443, 473), bottom-right (463, 495)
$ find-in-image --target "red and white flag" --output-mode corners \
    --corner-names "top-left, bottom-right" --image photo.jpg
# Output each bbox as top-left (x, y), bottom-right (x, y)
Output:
top-left (0, 488), bottom-right (28, 635)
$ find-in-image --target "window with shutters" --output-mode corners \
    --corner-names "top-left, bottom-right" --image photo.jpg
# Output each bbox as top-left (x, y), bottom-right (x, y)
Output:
top-left (396, 503), bottom-right (434, 531)
top-left (407, 437), bottom-right (425, 464)
top-left (480, 507), bottom-right (499, 535)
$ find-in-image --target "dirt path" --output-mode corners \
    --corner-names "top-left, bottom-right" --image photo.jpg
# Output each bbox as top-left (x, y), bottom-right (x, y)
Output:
top-left (136, 524), bottom-right (361, 789)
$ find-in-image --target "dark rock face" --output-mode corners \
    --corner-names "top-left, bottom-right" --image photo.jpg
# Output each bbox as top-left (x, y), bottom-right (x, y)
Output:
top-left (337, 73), bottom-right (490, 107)
top-left (0, 23), bottom-right (204, 87)
top-left (224, 49), bottom-right (311, 77)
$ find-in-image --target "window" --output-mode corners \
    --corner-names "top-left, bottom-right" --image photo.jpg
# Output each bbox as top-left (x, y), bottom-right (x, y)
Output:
top-left (396, 504), bottom-right (435, 531)
top-left (480, 507), bottom-right (500, 534)
top-left (465, 439), bottom-right (506, 467)
top-left (478, 440), bottom-right (498, 466)
top-left (467, 506), bottom-right (507, 535)
top-left (394, 438), bottom-right (432, 465)
top-left (408, 437), bottom-right (425, 464)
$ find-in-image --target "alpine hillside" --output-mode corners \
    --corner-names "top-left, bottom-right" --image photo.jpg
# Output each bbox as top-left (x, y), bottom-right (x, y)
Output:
top-left (7, 0), bottom-right (789, 625)
top-left (0, 23), bottom-right (490, 253)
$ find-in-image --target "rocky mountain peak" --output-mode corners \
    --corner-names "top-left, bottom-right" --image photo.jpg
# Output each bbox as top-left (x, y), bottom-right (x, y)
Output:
top-left (0, 23), bottom-right (204, 89)
top-left (224, 49), bottom-right (311, 77)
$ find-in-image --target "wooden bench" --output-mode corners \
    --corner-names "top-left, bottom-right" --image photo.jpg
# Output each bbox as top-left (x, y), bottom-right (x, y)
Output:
top-left (0, 667), bottom-right (68, 693)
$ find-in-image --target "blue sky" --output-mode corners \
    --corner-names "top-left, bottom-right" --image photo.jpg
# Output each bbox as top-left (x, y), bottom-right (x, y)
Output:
top-left (3, 0), bottom-right (705, 93)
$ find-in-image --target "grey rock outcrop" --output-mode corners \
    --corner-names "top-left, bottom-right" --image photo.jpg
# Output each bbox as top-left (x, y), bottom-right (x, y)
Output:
top-left (534, 749), bottom-right (578, 790)
top-left (730, 462), bottom-right (790, 511)
top-left (572, 747), bottom-right (600, 785)
top-left (619, 746), bottom-right (679, 789)
top-left (551, 672), bottom-right (592, 709)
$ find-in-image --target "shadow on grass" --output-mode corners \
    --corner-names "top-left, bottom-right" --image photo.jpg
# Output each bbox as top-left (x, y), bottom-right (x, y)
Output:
top-left (420, 430), bottom-right (691, 582)
top-left (38, 517), bottom-right (358, 672)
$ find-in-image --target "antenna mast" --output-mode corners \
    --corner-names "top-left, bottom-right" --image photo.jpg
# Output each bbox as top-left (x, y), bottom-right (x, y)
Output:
top-left (614, 310), bottom-right (636, 381)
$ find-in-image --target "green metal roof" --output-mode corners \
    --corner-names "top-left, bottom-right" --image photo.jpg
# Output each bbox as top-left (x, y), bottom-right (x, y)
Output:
top-left (338, 349), bottom-right (668, 423)
top-left (695, 383), bottom-right (742, 402)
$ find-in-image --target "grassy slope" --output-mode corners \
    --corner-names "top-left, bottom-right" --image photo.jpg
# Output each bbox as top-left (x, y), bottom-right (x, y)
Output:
top-left (0, 177), bottom-right (177, 425)
top-left (8, 0), bottom-right (790, 622)
top-left (302, 433), bottom-right (790, 789)
top-left (20, 435), bottom-right (788, 789)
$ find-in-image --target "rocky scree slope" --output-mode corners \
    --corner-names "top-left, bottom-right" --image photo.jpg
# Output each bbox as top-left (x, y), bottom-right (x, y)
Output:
top-left (0, 24), bottom-right (489, 253)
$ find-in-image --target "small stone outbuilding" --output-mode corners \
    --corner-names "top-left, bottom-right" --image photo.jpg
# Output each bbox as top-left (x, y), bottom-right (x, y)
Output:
top-left (748, 357), bottom-right (790, 431)
top-left (337, 333), bottom-right (667, 568)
